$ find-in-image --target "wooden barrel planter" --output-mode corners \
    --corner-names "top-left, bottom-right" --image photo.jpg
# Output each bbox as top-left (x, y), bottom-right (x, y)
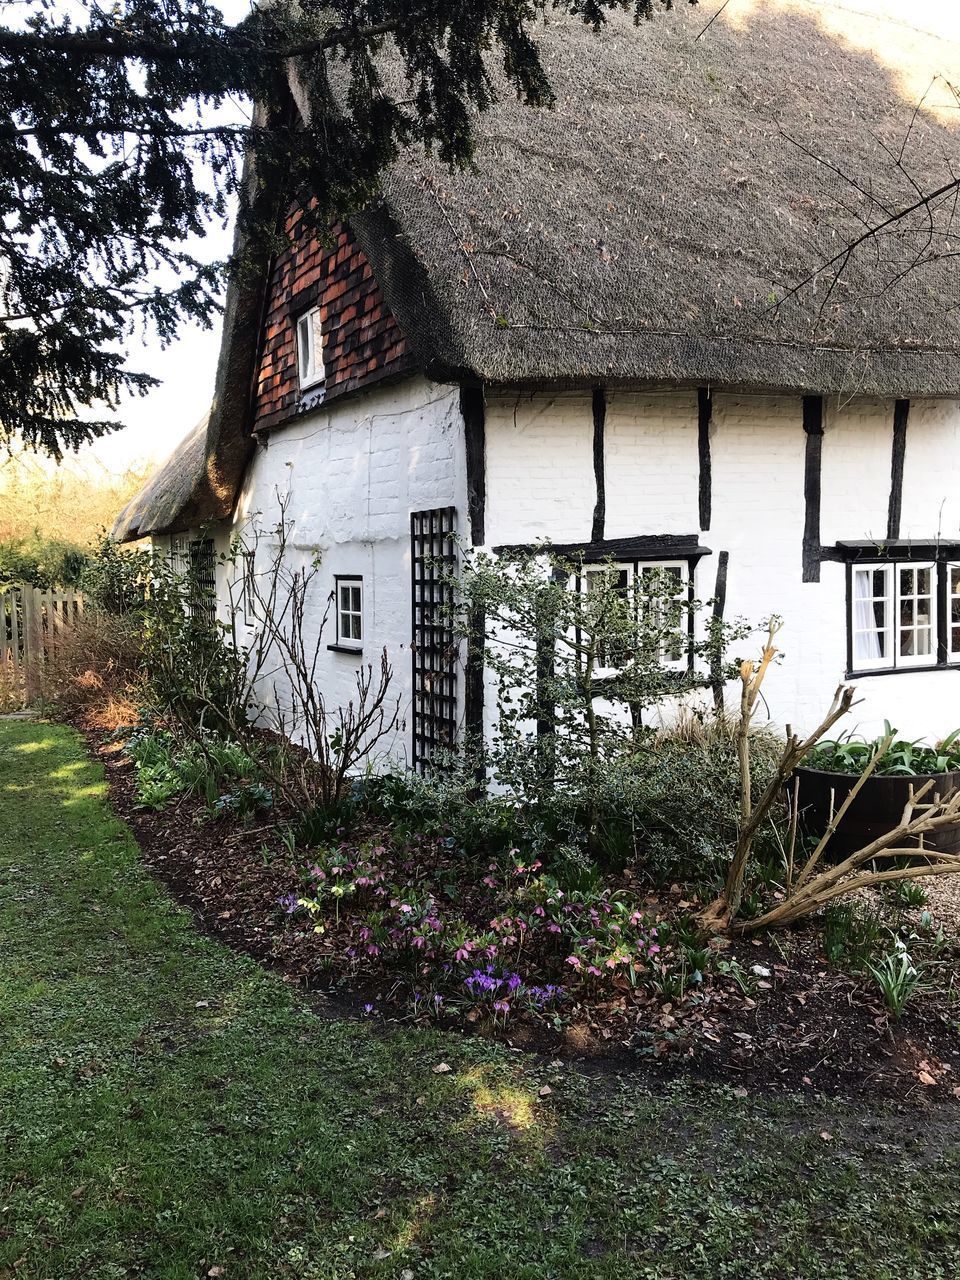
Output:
top-left (793, 766), bottom-right (960, 858)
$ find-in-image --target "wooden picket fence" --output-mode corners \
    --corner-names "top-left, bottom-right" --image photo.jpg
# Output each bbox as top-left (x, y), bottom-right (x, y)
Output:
top-left (1, 585), bottom-right (84, 705)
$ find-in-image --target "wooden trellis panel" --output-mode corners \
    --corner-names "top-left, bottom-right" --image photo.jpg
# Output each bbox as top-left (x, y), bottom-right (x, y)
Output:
top-left (410, 507), bottom-right (458, 773)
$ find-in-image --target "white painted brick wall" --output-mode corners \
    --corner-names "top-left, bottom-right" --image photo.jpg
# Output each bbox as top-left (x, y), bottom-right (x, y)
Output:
top-left (484, 388), bottom-right (960, 743)
top-left (901, 398), bottom-right (960, 542)
top-left (164, 381), bottom-right (960, 761)
top-left (605, 390), bottom-right (699, 537)
top-left (230, 375), bottom-right (466, 767)
top-left (485, 391), bottom-right (595, 544)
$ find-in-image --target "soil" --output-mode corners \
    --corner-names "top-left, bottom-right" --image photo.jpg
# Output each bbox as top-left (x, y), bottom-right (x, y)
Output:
top-left (79, 721), bottom-right (960, 1105)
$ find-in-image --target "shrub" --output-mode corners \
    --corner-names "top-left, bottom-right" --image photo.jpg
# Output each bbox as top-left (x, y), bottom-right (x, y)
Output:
top-left (31, 609), bottom-right (146, 730)
top-left (0, 534), bottom-right (89, 589)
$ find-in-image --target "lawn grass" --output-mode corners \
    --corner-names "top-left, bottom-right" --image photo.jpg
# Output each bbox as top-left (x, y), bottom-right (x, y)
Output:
top-left (2, 719), bottom-right (960, 1280)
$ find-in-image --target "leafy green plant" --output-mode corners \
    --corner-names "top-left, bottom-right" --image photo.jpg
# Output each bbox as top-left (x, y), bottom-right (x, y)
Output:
top-left (124, 727), bottom-right (264, 814)
top-left (808, 723), bottom-right (960, 776)
top-left (866, 939), bottom-right (921, 1017)
top-left (821, 901), bottom-right (886, 969)
top-left (449, 547), bottom-right (753, 851)
top-left (212, 783), bottom-right (274, 820)
top-left (891, 879), bottom-right (929, 910)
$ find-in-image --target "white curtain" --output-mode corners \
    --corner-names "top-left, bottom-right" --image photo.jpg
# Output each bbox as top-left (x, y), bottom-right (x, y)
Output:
top-left (854, 569), bottom-right (882, 661)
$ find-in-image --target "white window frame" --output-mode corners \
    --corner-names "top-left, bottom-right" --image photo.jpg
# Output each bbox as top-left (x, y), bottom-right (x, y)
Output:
top-left (949, 563), bottom-right (960, 665)
top-left (849, 561), bottom-right (937, 673)
top-left (333, 576), bottom-right (363, 651)
top-left (576, 558), bottom-right (691, 674)
top-left (296, 306), bottom-right (325, 390)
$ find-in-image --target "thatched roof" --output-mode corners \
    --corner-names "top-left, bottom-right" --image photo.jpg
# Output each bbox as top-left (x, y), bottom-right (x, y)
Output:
top-left (363, 0), bottom-right (960, 395)
top-left (117, 0), bottom-right (960, 539)
top-left (112, 415), bottom-right (209, 541)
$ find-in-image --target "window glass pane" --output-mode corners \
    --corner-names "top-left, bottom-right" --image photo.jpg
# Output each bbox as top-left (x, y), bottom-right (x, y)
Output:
top-left (298, 315), bottom-right (311, 381)
top-left (351, 587), bottom-right (361, 611)
top-left (853, 568), bottom-right (888, 663)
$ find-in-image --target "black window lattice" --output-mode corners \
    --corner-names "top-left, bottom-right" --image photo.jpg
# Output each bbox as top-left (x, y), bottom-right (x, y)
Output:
top-left (411, 507), bottom-right (458, 773)
top-left (188, 538), bottom-right (217, 623)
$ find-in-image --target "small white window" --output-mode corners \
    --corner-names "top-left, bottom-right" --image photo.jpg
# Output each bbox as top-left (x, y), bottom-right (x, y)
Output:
top-left (637, 562), bottom-right (689, 666)
top-left (576, 559), bottom-right (690, 672)
top-left (850, 561), bottom-right (936, 672)
top-left (335, 577), bottom-right (363, 650)
top-left (296, 307), bottom-right (325, 389)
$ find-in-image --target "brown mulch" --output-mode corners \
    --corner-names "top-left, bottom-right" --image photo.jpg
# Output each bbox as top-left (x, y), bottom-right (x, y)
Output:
top-left (78, 720), bottom-right (960, 1104)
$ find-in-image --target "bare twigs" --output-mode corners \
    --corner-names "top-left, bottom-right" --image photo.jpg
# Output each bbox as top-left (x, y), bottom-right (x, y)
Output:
top-left (700, 619), bottom-right (859, 932)
top-left (740, 782), bottom-right (960, 932)
top-left (699, 619), bottom-right (960, 935)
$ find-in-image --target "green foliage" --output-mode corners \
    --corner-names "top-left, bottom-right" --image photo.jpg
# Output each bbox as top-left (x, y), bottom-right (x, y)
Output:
top-left (124, 725), bottom-right (266, 815)
top-left (892, 878), bottom-right (929, 910)
top-left (453, 550), bottom-right (751, 806)
top-left (866, 939), bottom-right (921, 1018)
top-left (808, 723), bottom-right (960, 776)
top-left (821, 900), bottom-right (887, 969)
top-left (0, 533), bottom-right (89, 588)
top-left (77, 536), bottom-right (153, 615)
top-left (446, 548), bottom-right (758, 877)
top-left (2, 0), bottom-right (676, 456)
top-left (136, 543), bottom-right (254, 738)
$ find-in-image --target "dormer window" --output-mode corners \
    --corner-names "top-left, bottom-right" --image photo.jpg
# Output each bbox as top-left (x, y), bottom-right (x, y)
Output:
top-left (296, 306), bottom-right (324, 389)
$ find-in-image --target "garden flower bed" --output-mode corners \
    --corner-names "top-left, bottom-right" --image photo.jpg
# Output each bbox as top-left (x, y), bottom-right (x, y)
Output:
top-left (83, 721), bottom-right (960, 1102)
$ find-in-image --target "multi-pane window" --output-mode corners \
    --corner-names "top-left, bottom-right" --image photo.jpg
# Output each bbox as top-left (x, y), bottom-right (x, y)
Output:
top-left (578, 560), bottom-right (690, 672)
top-left (335, 577), bottom-right (363, 650)
top-left (296, 306), bottom-right (325, 389)
top-left (848, 558), bottom-right (960, 674)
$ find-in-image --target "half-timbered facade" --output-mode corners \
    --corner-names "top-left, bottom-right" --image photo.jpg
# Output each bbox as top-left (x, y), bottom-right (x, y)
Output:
top-left (115, 0), bottom-right (960, 765)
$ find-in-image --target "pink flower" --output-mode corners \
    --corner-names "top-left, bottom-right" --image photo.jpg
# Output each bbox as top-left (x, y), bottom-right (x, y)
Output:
top-left (566, 955), bottom-right (582, 970)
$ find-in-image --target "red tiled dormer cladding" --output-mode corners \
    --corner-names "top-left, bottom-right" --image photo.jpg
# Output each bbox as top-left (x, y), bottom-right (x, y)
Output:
top-left (253, 206), bottom-right (414, 433)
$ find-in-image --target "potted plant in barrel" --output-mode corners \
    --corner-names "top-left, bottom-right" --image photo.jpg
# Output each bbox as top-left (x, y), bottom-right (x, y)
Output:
top-left (796, 725), bottom-right (960, 857)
